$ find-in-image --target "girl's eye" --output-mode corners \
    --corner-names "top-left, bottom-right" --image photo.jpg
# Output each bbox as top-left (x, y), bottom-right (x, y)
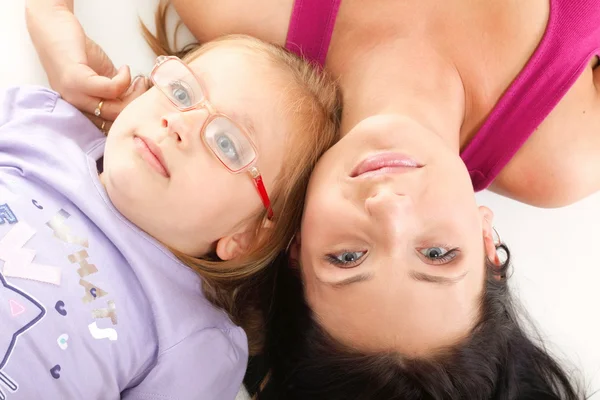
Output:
top-left (419, 247), bottom-right (459, 264)
top-left (169, 81), bottom-right (194, 107)
top-left (215, 133), bottom-right (240, 160)
top-left (326, 251), bottom-right (367, 267)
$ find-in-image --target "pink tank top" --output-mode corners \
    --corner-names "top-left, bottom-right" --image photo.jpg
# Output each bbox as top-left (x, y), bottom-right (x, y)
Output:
top-left (285, 0), bottom-right (342, 67)
top-left (285, 0), bottom-right (600, 191)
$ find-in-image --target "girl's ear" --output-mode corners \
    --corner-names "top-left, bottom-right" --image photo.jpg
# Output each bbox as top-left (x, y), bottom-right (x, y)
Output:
top-left (215, 218), bottom-right (274, 261)
top-left (215, 231), bottom-right (253, 261)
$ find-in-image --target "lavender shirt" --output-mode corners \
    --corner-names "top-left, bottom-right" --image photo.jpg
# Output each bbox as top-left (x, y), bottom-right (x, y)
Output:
top-left (0, 86), bottom-right (247, 400)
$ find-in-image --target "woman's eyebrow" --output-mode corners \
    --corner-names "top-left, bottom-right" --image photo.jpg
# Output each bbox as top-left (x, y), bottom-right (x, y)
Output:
top-left (330, 272), bottom-right (373, 289)
top-left (328, 269), bottom-right (467, 288)
top-left (409, 270), bottom-right (468, 285)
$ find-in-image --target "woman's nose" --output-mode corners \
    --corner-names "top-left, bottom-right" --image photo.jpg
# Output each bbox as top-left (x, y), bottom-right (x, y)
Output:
top-left (364, 188), bottom-right (415, 238)
top-left (161, 108), bottom-right (210, 145)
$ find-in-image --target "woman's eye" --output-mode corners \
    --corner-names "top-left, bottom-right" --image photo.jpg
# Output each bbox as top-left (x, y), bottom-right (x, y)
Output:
top-left (327, 251), bottom-right (366, 267)
top-left (215, 133), bottom-right (240, 160)
top-left (169, 81), bottom-right (193, 107)
top-left (419, 247), bottom-right (459, 264)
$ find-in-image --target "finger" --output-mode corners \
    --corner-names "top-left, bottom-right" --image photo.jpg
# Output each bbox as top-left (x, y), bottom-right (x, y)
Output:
top-left (86, 75), bottom-right (150, 121)
top-left (85, 36), bottom-right (118, 78)
top-left (83, 112), bottom-right (113, 134)
top-left (61, 64), bottom-right (131, 115)
top-left (119, 75), bottom-right (150, 105)
top-left (78, 64), bottom-right (132, 100)
top-left (86, 97), bottom-right (120, 122)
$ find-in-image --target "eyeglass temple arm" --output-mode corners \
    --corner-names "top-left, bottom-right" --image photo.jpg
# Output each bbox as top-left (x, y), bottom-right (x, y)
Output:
top-left (249, 167), bottom-right (274, 219)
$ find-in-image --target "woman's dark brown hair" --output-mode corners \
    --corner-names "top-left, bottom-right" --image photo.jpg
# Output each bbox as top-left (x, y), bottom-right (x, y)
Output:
top-left (256, 244), bottom-right (584, 399)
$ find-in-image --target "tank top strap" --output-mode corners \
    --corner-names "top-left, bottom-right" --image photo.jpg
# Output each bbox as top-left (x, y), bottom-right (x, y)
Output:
top-left (285, 0), bottom-right (342, 66)
top-left (461, 0), bottom-right (600, 191)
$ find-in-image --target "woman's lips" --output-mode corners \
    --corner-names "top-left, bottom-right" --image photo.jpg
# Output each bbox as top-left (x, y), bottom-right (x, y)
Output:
top-left (351, 152), bottom-right (423, 178)
top-left (134, 136), bottom-right (170, 177)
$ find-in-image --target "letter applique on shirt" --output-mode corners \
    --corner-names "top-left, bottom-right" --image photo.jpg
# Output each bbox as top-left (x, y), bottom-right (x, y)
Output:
top-left (47, 209), bottom-right (119, 340)
top-left (0, 222), bottom-right (62, 286)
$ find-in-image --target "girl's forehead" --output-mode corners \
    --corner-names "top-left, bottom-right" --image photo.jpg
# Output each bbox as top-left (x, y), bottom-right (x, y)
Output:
top-left (187, 45), bottom-right (274, 77)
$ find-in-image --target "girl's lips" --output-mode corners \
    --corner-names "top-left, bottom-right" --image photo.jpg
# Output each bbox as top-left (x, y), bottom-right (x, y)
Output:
top-left (351, 152), bottom-right (423, 178)
top-left (134, 136), bottom-right (170, 177)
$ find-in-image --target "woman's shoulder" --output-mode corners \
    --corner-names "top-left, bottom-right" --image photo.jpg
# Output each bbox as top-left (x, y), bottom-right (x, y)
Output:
top-left (491, 60), bottom-right (600, 208)
top-left (170, 0), bottom-right (294, 46)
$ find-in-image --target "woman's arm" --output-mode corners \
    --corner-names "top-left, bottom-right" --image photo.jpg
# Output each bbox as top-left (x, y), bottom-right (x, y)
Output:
top-left (25, 0), bottom-right (146, 130)
top-left (26, 0), bottom-right (74, 12)
top-left (169, 0), bottom-right (293, 46)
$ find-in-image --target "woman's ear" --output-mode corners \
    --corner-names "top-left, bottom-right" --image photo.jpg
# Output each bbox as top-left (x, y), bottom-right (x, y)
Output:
top-left (479, 206), bottom-right (501, 266)
top-left (483, 231), bottom-right (502, 266)
top-left (288, 234), bottom-right (301, 268)
top-left (479, 206), bottom-right (494, 237)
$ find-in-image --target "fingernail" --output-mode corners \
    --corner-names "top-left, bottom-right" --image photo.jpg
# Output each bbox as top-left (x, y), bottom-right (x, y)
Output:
top-left (132, 75), bottom-right (148, 90)
top-left (136, 78), bottom-right (148, 91)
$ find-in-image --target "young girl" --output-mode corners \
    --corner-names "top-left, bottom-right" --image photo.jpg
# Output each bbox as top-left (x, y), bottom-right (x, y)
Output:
top-left (0, 33), bottom-right (340, 400)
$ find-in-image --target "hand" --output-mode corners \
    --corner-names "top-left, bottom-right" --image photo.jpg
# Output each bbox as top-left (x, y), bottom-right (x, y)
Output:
top-left (26, 3), bottom-right (149, 132)
top-left (55, 36), bottom-right (150, 133)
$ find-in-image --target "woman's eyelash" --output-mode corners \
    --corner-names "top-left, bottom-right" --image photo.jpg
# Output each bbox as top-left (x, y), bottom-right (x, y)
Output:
top-left (325, 250), bottom-right (367, 268)
top-left (419, 246), bottom-right (461, 264)
top-left (326, 255), bottom-right (348, 266)
top-left (430, 249), bottom-right (459, 264)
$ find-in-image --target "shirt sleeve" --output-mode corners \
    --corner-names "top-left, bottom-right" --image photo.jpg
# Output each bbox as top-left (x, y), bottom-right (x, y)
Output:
top-left (0, 86), bottom-right (59, 128)
top-left (122, 327), bottom-right (248, 400)
top-left (0, 85), bottom-right (104, 154)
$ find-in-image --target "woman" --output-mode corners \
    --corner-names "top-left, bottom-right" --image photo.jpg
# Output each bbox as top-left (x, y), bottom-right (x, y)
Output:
top-left (27, 0), bottom-right (597, 398)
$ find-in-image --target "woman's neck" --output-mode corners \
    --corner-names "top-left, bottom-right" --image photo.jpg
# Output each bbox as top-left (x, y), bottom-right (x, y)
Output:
top-left (337, 39), bottom-right (466, 153)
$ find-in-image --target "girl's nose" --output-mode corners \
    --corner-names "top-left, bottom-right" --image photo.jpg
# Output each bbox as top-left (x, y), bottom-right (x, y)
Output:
top-left (161, 108), bottom-right (211, 145)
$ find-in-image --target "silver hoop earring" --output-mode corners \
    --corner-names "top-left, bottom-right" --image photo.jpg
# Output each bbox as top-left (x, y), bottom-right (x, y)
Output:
top-left (492, 226), bottom-right (502, 247)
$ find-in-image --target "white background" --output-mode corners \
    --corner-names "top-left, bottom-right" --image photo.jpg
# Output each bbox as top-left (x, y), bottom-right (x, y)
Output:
top-left (1, 0), bottom-right (598, 398)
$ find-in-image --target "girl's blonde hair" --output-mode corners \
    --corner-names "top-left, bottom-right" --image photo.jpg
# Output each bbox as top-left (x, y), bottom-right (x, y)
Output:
top-left (141, 1), bottom-right (341, 354)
